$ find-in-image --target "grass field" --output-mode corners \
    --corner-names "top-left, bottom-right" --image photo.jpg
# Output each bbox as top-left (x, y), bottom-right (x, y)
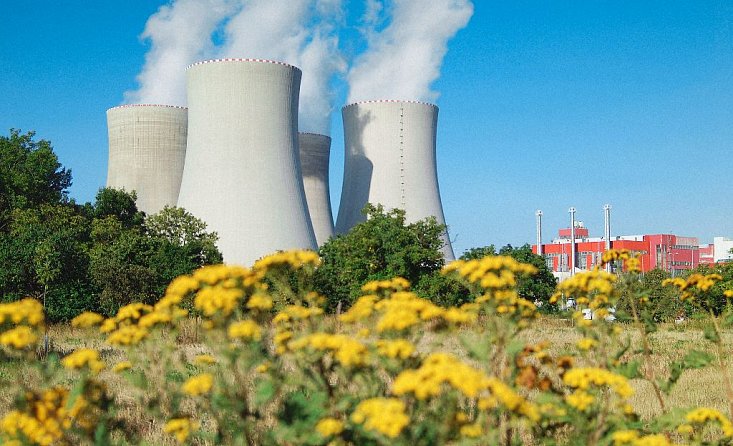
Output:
top-left (1, 317), bottom-right (730, 444)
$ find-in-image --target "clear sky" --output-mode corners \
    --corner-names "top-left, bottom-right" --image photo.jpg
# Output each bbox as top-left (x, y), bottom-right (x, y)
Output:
top-left (1, 1), bottom-right (731, 255)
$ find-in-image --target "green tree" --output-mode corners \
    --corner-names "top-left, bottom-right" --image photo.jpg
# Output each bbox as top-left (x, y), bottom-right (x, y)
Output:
top-left (314, 204), bottom-right (456, 310)
top-left (0, 130), bottom-right (71, 227)
top-left (461, 243), bottom-right (558, 311)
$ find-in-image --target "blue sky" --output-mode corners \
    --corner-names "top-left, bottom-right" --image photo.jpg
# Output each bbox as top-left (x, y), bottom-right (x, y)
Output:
top-left (1, 1), bottom-right (731, 255)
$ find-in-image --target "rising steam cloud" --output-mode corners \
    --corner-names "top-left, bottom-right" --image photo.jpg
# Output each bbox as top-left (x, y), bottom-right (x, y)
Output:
top-left (123, 0), bottom-right (236, 106)
top-left (124, 0), bottom-right (471, 133)
top-left (124, 0), bottom-right (344, 134)
top-left (347, 0), bottom-right (474, 104)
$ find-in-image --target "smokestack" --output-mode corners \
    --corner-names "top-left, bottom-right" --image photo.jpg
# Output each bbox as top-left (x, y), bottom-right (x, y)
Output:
top-left (569, 207), bottom-right (576, 276)
top-left (336, 100), bottom-right (454, 260)
top-left (106, 104), bottom-right (188, 215)
top-left (603, 204), bottom-right (612, 250)
top-left (177, 59), bottom-right (317, 265)
top-left (299, 132), bottom-right (334, 246)
top-left (535, 210), bottom-right (543, 256)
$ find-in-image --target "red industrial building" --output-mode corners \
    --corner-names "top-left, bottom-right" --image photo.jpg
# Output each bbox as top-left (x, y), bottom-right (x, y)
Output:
top-left (532, 224), bottom-right (700, 276)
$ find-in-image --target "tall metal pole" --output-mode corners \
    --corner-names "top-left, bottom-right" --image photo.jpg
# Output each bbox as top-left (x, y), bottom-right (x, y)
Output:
top-left (536, 210), bottom-right (543, 256)
top-left (604, 204), bottom-right (612, 272)
top-left (569, 207), bottom-right (576, 276)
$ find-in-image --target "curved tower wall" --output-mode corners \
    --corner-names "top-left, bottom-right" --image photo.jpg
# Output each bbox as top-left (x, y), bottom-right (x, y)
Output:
top-left (299, 133), bottom-right (334, 246)
top-left (336, 100), bottom-right (455, 260)
top-left (177, 59), bottom-right (316, 265)
top-left (106, 104), bottom-right (187, 215)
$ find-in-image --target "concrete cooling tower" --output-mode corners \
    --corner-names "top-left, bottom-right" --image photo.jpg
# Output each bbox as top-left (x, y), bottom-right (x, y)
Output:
top-left (299, 133), bottom-right (334, 246)
top-left (106, 104), bottom-right (187, 215)
top-left (335, 100), bottom-right (455, 260)
top-left (177, 58), bottom-right (316, 265)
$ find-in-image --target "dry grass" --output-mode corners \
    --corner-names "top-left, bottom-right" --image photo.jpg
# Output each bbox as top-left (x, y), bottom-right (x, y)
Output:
top-left (1, 318), bottom-right (731, 444)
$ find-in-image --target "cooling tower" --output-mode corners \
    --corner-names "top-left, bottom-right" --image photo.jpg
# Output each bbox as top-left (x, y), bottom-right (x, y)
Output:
top-left (106, 104), bottom-right (187, 215)
top-left (336, 100), bottom-right (455, 260)
top-left (177, 59), bottom-right (316, 265)
top-left (299, 133), bottom-right (334, 246)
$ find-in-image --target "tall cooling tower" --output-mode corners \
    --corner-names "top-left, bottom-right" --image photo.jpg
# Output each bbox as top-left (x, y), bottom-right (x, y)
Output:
top-left (106, 104), bottom-right (187, 215)
top-left (299, 133), bottom-right (334, 246)
top-left (177, 59), bottom-right (316, 265)
top-left (336, 100), bottom-right (455, 260)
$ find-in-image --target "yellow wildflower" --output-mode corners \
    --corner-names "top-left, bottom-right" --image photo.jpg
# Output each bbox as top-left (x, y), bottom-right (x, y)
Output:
top-left (576, 338), bottom-right (597, 351)
top-left (115, 303), bottom-right (153, 323)
top-left (611, 429), bottom-right (639, 444)
top-left (460, 423), bottom-right (482, 438)
top-left (289, 333), bottom-right (368, 366)
top-left (724, 290), bottom-right (733, 299)
top-left (685, 407), bottom-right (733, 437)
top-left (246, 293), bottom-right (273, 310)
top-left (0, 326), bottom-right (38, 349)
top-left (0, 298), bottom-right (44, 326)
top-left (70, 312), bottom-right (104, 328)
top-left (62, 349), bottom-right (105, 374)
top-left (376, 339), bottom-right (415, 359)
top-left (563, 367), bottom-right (634, 398)
top-left (182, 373), bottom-right (214, 396)
top-left (227, 320), bottom-right (262, 341)
top-left (193, 286), bottom-right (243, 317)
top-left (194, 354), bottom-right (216, 365)
top-left (137, 310), bottom-right (172, 328)
top-left (106, 325), bottom-right (149, 346)
top-left (164, 418), bottom-right (198, 444)
top-left (565, 391), bottom-right (595, 411)
top-left (253, 250), bottom-right (320, 272)
top-left (351, 398), bottom-right (409, 438)
top-left (316, 417), bottom-right (344, 437)
top-left (113, 361), bottom-right (132, 373)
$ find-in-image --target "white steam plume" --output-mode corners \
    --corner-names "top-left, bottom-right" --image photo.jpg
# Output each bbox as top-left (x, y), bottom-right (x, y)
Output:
top-left (219, 0), bottom-right (345, 134)
top-left (347, 0), bottom-right (473, 104)
top-left (123, 0), bottom-right (236, 106)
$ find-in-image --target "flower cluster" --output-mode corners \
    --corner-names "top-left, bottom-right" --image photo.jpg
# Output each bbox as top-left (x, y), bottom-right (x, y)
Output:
top-left (351, 398), bottom-right (410, 438)
top-left (0, 299), bottom-right (43, 352)
top-left (663, 273), bottom-right (724, 301)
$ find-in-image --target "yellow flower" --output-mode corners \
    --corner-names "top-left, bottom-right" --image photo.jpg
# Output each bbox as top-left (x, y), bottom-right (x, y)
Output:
top-left (115, 303), bottom-right (153, 323)
top-left (246, 293), bottom-right (273, 310)
top-left (565, 391), bottom-right (595, 412)
top-left (611, 429), bottom-right (639, 444)
top-left (0, 298), bottom-right (44, 326)
top-left (194, 286), bottom-right (244, 317)
top-left (194, 354), bottom-right (216, 365)
top-left (0, 326), bottom-right (38, 349)
top-left (106, 325), bottom-right (149, 346)
top-left (227, 320), bottom-right (262, 341)
top-left (685, 407), bottom-right (733, 437)
top-left (316, 417), bottom-right (344, 437)
top-left (253, 250), bottom-right (320, 272)
top-left (99, 318), bottom-right (117, 333)
top-left (70, 312), bottom-right (104, 328)
top-left (62, 349), bottom-right (105, 374)
top-left (351, 398), bottom-right (409, 438)
top-left (563, 367), bottom-right (634, 398)
top-left (137, 310), bottom-right (172, 328)
top-left (376, 339), bottom-right (415, 359)
top-left (113, 361), bottom-right (132, 373)
top-left (182, 373), bottom-right (214, 396)
top-left (576, 338), bottom-right (597, 351)
top-left (724, 290), bottom-right (733, 299)
top-left (289, 333), bottom-right (368, 367)
top-left (460, 423), bottom-right (482, 438)
top-left (255, 361), bottom-right (271, 373)
top-left (164, 418), bottom-right (198, 444)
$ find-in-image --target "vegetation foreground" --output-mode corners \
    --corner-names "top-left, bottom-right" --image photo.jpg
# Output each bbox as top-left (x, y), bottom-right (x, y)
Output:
top-left (2, 249), bottom-right (733, 445)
